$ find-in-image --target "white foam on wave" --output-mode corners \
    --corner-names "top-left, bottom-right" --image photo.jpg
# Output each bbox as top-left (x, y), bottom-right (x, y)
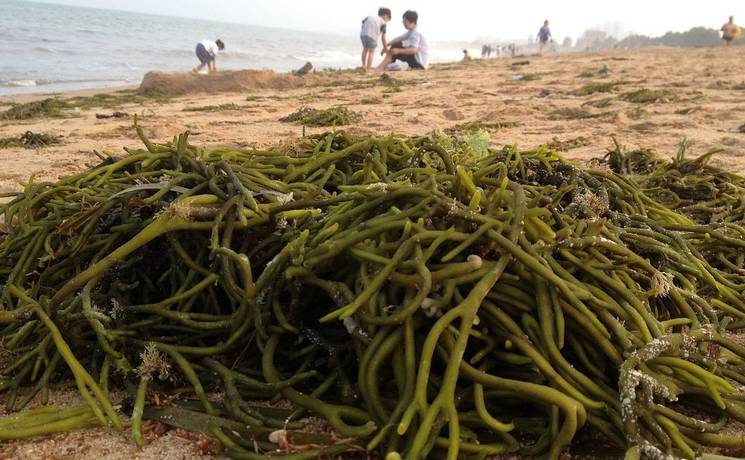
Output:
top-left (1, 79), bottom-right (37, 87)
top-left (289, 50), bottom-right (359, 64)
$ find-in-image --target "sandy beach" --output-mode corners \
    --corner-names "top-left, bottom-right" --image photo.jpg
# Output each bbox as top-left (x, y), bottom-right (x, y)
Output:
top-left (3, 46), bottom-right (745, 197)
top-left (2, 45), bottom-right (745, 458)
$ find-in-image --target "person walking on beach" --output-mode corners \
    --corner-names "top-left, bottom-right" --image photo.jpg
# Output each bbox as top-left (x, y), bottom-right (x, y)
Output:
top-left (360, 8), bottom-right (392, 71)
top-left (376, 10), bottom-right (429, 71)
top-left (192, 39), bottom-right (224, 74)
top-left (721, 16), bottom-right (739, 47)
top-left (537, 20), bottom-right (552, 55)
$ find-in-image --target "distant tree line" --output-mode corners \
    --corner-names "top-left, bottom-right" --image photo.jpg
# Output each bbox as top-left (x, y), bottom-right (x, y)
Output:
top-left (574, 26), bottom-right (733, 51)
top-left (616, 27), bottom-right (725, 48)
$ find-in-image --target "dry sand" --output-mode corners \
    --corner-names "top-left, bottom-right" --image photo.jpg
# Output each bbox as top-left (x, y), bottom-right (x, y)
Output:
top-left (2, 46), bottom-right (745, 198)
top-left (1, 46), bottom-right (745, 458)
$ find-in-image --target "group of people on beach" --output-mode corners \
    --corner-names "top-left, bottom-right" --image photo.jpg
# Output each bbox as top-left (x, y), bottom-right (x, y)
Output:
top-left (481, 44), bottom-right (517, 59)
top-left (479, 21), bottom-right (551, 60)
top-left (190, 13), bottom-right (740, 75)
top-left (359, 8), bottom-right (429, 71)
top-left (189, 8), bottom-right (430, 75)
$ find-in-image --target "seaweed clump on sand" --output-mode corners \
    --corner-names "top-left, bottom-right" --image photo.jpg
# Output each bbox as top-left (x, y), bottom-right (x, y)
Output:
top-left (619, 88), bottom-right (678, 104)
top-left (1, 91), bottom-right (167, 122)
top-left (625, 106), bottom-right (650, 120)
top-left (604, 137), bottom-right (745, 224)
top-left (576, 81), bottom-right (622, 96)
top-left (544, 135), bottom-right (591, 151)
top-left (549, 107), bottom-right (616, 120)
top-left (3, 125), bottom-right (745, 460)
top-left (183, 103), bottom-right (243, 112)
top-left (279, 106), bottom-right (362, 126)
top-left (0, 98), bottom-right (69, 120)
top-left (0, 131), bottom-right (59, 149)
top-left (444, 120), bottom-right (519, 135)
top-left (65, 90), bottom-right (164, 109)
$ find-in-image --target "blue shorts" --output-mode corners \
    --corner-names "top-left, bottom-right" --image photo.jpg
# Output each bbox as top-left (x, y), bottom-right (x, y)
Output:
top-left (196, 43), bottom-right (213, 64)
top-left (360, 36), bottom-right (377, 49)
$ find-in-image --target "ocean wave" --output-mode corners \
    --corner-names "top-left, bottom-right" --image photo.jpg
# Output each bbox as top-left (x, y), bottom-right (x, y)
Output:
top-left (139, 47), bottom-right (266, 62)
top-left (0, 79), bottom-right (70, 88)
top-left (289, 50), bottom-right (359, 63)
top-left (0, 1), bottom-right (470, 96)
top-left (0, 78), bottom-right (125, 88)
top-left (0, 80), bottom-right (37, 88)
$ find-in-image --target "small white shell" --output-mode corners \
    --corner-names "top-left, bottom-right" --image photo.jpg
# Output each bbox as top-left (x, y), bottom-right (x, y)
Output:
top-left (268, 429), bottom-right (287, 444)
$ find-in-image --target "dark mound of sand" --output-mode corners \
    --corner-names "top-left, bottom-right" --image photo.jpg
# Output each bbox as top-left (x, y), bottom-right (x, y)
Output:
top-left (139, 69), bottom-right (322, 95)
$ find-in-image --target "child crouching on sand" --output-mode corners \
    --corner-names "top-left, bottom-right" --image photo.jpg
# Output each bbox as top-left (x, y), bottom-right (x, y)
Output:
top-left (192, 39), bottom-right (225, 74)
top-left (360, 8), bottom-right (391, 71)
top-left (377, 10), bottom-right (429, 71)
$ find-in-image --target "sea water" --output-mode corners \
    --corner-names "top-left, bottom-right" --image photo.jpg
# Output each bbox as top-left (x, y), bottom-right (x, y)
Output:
top-left (1, 0), bottom-right (468, 95)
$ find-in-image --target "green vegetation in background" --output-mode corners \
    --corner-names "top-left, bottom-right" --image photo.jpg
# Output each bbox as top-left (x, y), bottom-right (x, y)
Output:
top-left (617, 26), bottom-right (733, 48)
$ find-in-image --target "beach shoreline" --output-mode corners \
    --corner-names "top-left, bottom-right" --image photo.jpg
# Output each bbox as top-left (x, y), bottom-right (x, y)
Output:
top-left (0, 85), bottom-right (139, 105)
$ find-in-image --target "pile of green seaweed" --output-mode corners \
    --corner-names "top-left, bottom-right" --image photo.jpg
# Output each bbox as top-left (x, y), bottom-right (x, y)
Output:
top-left (1, 126), bottom-right (745, 460)
top-left (279, 106), bottom-right (362, 127)
top-left (0, 131), bottom-right (59, 149)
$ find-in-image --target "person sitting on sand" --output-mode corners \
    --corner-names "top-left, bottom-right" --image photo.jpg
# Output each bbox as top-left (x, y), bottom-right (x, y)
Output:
top-left (376, 10), bottom-right (429, 71)
top-left (721, 16), bottom-right (738, 47)
top-left (537, 20), bottom-right (552, 55)
top-left (360, 8), bottom-right (392, 71)
top-left (192, 39), bottom-right (224, 74)
top-left (462, 49), bottom-right (474, 63)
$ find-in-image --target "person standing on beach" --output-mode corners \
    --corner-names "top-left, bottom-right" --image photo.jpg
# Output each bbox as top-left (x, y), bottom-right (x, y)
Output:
top-left (376, 10), bottom-right (429, 71)
top-left (537, 20), bottom-right (552, 55)
top-left (192, 39), bottom-right (225, 74)
top-left (360, 8), bottom-right (392, 71)
top-left (721, 16), bottom-right (739, 47)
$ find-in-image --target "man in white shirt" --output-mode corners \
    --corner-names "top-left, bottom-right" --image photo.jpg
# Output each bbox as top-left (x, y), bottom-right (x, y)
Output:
top-left (192, 39), bottom-right (225, 74)
top-left (376, 10), bottom-right (429, 71)
top-left (360, 8), bottom-right (391, 71)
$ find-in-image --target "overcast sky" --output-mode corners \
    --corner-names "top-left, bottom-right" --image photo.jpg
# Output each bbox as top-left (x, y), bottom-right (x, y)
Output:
top-left (35, 0), bottom-right (742, 42)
